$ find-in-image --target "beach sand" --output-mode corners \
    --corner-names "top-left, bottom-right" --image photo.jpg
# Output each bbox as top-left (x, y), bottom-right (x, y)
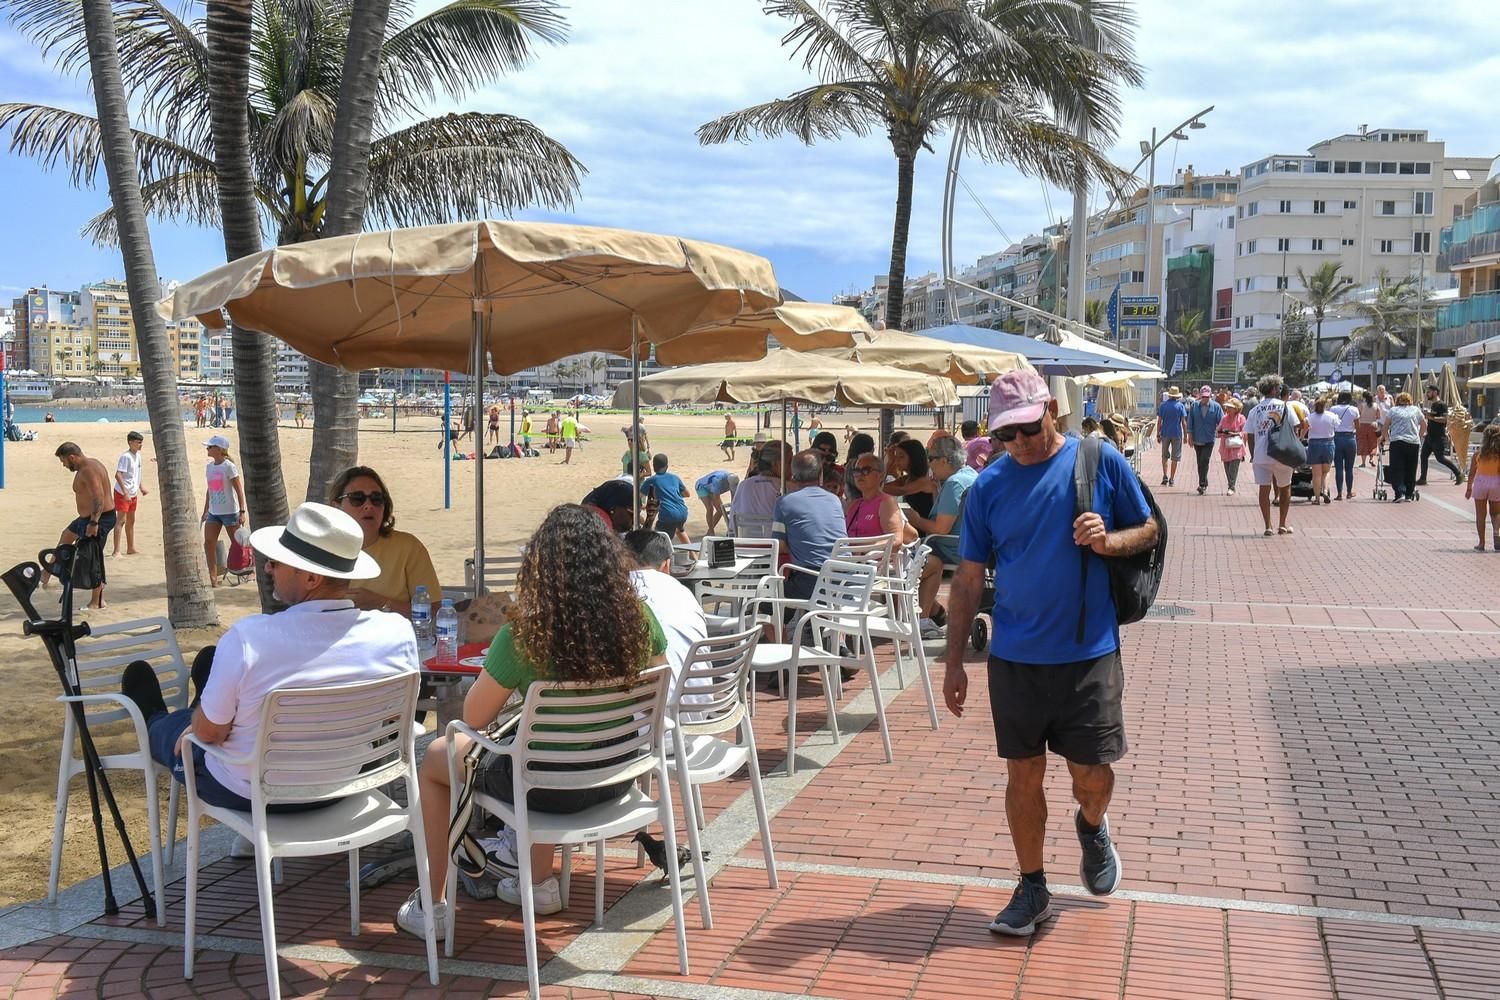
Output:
top-left (0, 406), bottom-right (901, 905)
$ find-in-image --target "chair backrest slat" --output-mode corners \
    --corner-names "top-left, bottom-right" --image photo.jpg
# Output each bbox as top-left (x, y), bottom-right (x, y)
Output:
top-left (831, 534), bottom-right (895, 576)
top-left (69, 618), bottom-right (189, 726)
top-left (512, 669), bottom-right (669, 793)
top-left (253, 673), bottom-right (419, 804)
top-left (810, 559), bottom-right (877, 614)
top-left (672, 627), bottom-right (758, 738)
top-left (466, 552), bottom-right (524, 593)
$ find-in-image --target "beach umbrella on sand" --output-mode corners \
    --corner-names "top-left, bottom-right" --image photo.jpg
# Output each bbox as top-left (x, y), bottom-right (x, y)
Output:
top-left (161, 220), bottom-right (784, 581)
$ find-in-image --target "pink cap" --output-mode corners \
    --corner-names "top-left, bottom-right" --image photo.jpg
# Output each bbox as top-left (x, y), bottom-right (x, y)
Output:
top-left (1199, 385), bottom-right (1212, 398)
top-left (987, 369), bottom-right (1051, 430)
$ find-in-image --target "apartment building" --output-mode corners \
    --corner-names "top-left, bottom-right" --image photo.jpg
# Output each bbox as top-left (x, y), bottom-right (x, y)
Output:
top-left (1438, 157), bottom-right (1500, 392)
top-left (1161, 204), bottom-right (1236, 352)
top-left (16, 287), bottom-right (81, 375)
top-left (78, 280), bottom-right (140, 377)
top-left (952, 248), bottom-right (1021, 329)
top-left (1230, 128), bottom-right (1489, 365)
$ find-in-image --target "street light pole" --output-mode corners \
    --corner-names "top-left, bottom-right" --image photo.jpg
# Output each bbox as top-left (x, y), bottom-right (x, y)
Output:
top-left (1143, 127), bottom-right (1157, 361)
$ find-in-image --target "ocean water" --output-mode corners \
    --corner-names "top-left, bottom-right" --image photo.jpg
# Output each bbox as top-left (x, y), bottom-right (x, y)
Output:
top-left (11, 405), bottom-right (180, 425)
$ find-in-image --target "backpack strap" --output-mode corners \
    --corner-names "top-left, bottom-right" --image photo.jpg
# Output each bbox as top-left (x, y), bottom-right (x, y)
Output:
top-left (1072, 437), bottom-right (1101, 644)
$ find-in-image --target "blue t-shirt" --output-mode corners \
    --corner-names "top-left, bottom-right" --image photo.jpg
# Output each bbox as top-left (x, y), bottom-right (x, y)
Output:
top-left (695, 470), bottom-right (734, 496)
top-left (773, 486), bottom-right (844, 569)
top-left (642, 472), bottom-right (688, 524)
top-left (1157, 399), bottom-right (1187, 438)
top-left (929, 465), bottom-right (977, 564)
top-left (959, 437), bottom-right (1151, 664)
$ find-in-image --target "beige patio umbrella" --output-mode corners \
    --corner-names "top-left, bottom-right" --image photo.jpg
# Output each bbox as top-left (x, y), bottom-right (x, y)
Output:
top-left (1468, 370), bottom-right (1500, 387)
top-left (1438, 362), bottom-right (1474, 462)
top-left (827, 328), bottom-right (1030, 383)
top-left (161, 220), bottom-right (783, 578)
top-left (618, 350), bottom-right (959, 408)
top-left (654, 301), bottom-right (874, 365)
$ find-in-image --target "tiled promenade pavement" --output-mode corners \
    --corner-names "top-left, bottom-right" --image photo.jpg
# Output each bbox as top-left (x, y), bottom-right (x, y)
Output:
top-left (4, 459), bottom-right (1500, 997)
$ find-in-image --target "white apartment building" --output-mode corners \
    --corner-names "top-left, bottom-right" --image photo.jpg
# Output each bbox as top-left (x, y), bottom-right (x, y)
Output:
top-left (1161, 204), bottom-right (1237, 348)
top-left (1230, 128), bottom-right (1489, 363)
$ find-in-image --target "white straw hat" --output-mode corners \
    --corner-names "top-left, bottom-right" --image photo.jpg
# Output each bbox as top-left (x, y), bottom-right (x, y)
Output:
top-left (249, 502), bottom-right (379, 580)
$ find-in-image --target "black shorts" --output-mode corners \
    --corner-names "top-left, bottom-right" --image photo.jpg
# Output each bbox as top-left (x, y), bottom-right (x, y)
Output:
top-left (66, 511), bottom-right (117, 546)
top-left (987, 650), bottom-right (1126, 764)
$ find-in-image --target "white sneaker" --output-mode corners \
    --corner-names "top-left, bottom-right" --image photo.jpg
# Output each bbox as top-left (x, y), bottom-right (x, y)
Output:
top-left (396, 888), bottom-right (447, 938)
top-left (229, 834), bottom-right (255, 859)
top-left (918, 618), bottom-right (945, 640)
top-left (497, 874), bottom-right (563, 915)
top-left (1226, 488), bottom-right (1236, 496)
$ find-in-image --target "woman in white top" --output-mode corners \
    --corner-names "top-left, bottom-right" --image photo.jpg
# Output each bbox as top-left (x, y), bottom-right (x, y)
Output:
top-left (201, 435), bottom-right (246, 586)
top-left (1380, 392), bottom-right (1426, 503)
top-left (1327, 391), bottom-right (1361, 501)
top-left (1304, 398), bottom-right (1340, 504)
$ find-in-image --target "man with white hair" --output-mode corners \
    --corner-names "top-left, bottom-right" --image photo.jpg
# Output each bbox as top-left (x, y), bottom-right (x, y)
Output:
top-left (119, 503), bottom-right (419, 814)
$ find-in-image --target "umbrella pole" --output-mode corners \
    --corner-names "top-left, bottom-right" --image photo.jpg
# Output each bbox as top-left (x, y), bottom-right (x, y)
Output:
top-left (472, 300), bottom-right (486, 595)
top-left (443, 371), bottom-right (452, 510)
top-left (780, 398), bottom-right (787, 494)
top-left (631, 315), bottom-right (642, 529)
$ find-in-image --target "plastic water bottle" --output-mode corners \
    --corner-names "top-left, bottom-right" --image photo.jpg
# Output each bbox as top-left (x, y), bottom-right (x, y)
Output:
top-left (435, 598), bottom-right (459, 664)
top-left (411, 586), bottom-right (434, 657)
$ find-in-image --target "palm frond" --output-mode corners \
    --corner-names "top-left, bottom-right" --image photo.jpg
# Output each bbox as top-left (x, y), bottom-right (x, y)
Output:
top-left (379, 0), bottom-right (567, 116)
top-left (0, 102), bottom-right (216, 189)
top-left (766, 0), bottom-right (874, 81)
top-left (936, 87), bottom-right (1129, 191)
top-left (360, 111), bottom-right (584, 228)
top-left (79, 169), bottom-right (221, 245)
top-left (260, 87), bottom-right (338, 169)
top-left (697, 82), bottom-right (881, 145)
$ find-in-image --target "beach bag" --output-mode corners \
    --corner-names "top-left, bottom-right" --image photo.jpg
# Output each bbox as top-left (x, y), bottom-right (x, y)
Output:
top-left (1073, 436), bottom-right (1167, 634)
top-left (226, 534), bottom-right (254, 576)
top-left (1264, 401), bottom-right (1307, 468)
top-left (71, 536), bottom-right (106, 591)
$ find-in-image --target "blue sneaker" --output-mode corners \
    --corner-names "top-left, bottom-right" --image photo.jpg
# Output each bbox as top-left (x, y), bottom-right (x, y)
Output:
top-left (1076, 810), bottom-right (1122, 896)
top-left (988, 879), bottom-right (1052, 936)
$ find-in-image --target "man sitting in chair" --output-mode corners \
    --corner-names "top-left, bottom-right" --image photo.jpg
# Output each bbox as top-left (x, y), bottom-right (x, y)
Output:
top-left (119, 503), bottom-right (420, 820)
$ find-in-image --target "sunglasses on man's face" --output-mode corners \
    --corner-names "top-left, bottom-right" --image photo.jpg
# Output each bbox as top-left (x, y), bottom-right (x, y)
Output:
top-left (853, 464), bottom-right (880, 474)
top-left (337, 491), bottom-right (386, 508)
top-left (992, 419), bottom-right (1044, 443)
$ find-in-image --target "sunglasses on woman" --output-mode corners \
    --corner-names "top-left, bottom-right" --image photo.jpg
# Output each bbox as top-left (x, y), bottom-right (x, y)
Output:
top-left (336, 491), bottom-right (386, 508)
top-left (992, 419), bottom-right (1044, 443)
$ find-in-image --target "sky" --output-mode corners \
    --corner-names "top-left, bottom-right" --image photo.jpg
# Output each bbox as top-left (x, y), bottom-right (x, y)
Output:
top-left (0, 0), bottom-right (1498, 305)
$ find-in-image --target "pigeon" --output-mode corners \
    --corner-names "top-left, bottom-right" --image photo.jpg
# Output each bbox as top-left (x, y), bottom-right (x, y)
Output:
top-left (633, 832), bottom-right (709, 880)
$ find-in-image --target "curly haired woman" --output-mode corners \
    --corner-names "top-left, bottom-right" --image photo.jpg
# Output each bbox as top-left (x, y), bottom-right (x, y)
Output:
top-left (397, 504), bottom-right (668, 936)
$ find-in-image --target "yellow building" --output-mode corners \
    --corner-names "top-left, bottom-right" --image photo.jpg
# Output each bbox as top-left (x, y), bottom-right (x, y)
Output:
top-left (36, 321), bottom-right (94, 376)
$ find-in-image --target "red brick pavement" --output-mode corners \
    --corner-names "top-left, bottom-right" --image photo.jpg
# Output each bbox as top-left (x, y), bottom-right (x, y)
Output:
top-left (4, 457), bottom-right (1500, 996)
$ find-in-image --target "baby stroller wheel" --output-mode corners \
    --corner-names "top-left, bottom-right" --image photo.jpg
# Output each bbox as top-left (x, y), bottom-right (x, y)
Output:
top-left (971, 616), bottom-right (989, 653)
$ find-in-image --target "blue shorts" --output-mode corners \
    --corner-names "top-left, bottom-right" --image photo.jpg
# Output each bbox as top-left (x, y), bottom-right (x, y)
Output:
top-left (147, 707), bottom-right (333, 814)
top-left (656, 517), bottom-right (686, 535)
top-left (66, 510), bottom-right (117, 543)
top-left (1306, 438), bottom-right (1334, 465)
top-left (204, 512), bottom-right (240, 528)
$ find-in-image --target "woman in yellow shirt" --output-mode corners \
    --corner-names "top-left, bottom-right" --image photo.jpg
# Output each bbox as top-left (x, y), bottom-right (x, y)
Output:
top-left (329, 466), bottom-right (442, 615)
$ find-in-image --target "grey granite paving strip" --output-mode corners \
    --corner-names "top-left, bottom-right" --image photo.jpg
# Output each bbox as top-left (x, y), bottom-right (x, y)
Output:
top-left (726, 857), bottom-right (1500, 936)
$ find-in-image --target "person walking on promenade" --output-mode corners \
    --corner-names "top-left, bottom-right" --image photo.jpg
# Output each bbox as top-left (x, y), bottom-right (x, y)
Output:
top-left (1156, 386), bottom-right (1187, 486)
top-left (1216, 398), bottom-right (1247, 495)
top-left (1328, 391), bottom-right (1360, 500)
top-left (111, 430), bottom-right (148, 556)
top-left (1356, 390), bottom-right (1382, 467)
top-left (942, 370), bottom-right (1157, 937)
top-left (1380, 392), bottom-right (1425, 503)
top-left (1185, 386), bottom-right (1224, 496)
top-left (1245, 375), bottom-right (1304, 536)
top-left (1304, 397), bottom-right (1339, 504)
top-left (1416, 385), bottom-right (1464, 487)
top-left (1464, 424), bottom-right (1500, 551)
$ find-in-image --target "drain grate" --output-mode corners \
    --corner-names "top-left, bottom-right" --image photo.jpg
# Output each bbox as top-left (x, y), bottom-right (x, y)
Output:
top-left (1147, 604), bottom-right (1195, 618)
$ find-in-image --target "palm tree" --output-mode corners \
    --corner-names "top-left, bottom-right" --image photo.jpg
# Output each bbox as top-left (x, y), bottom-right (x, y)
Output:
top-left (1168, 308), bottom-right (1210, 368)
top-left (1340, 271), bottom-right (1432, 385)
top-left (698, 0), bottom-right (1139, 334)
top-left (588, 354), bottom-right (607, 391)
top-left (1296, 260), bottom-right (1355, 348)
top-left (1084, 298), bottom-right (1107, 332)
top-left (2, 0), bottom-right (585, 499)
top-left (77, 0), bottom-right (216, 627)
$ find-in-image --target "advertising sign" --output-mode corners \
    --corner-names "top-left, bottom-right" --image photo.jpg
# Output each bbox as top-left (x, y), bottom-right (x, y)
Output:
top-left (1119, 295), bottom-right (1159, 327)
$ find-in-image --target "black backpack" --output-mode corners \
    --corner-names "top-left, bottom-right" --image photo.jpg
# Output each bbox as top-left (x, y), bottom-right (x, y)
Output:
top-left (1072, 436), bottom-right (1167, 638)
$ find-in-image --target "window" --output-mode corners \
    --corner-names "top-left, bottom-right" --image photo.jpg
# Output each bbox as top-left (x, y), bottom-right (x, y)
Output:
top-left (1276, 238), bottom-right (1291, 252)
top-left (1415, 162), bottom-right (1431, 174)
top-left (1344, 199), bottom-right (1357, 209)
top-left (1236, 242), bottom-right (1243, 256)
top-left (1313, 160), bottom-right (1330, 173)
top-left (1248, 202), bottom-right (1259, 216)
top-left (1312, 238), bottom-right (1325, 251)
top-left (1276, 276), bottom-right (1290, 290)
top-left (1237, 205), bottom-right (1244, 219)
top-left (1414, 191), bottom-right (1433, 215)
top-left (1377, 239), bottom-right (1394, 253)
top-left (1245, 315), bottom-right (1254, 328)
top-left (1279, 200), bottom-right (1292, 213)
top-left (1247, 240), bottom-right (1258, 254)
top-left (1379, 200), bottom-right (1397, 215)
top-left (1342, 238), bottom-right (1356, 246)
top-left (1365, 161), bottom-right (1381, 173)
top-left (1334, 160), bottom-right (1347, 174)
top-left (1313, 200), bottom-right (1327, 214)
top-left (1381, 162), bottom-right (1397, 174)
top-left (1399, 162), bottom-right (1415, 175)
top-left (1414, 231), bottom-right (1431, 253)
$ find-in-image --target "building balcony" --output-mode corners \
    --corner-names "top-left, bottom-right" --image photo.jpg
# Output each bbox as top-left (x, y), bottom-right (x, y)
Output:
top-left (1438, 203), bottom-right (1500, 271)
top-left (1434, 289), bottom-right (1500, 350)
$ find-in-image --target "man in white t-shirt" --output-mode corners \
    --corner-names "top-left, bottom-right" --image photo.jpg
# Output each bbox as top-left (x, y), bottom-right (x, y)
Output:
top-left (120, 503), bottom-right (418, 813)
top-left (1244, 374), bottom-right (1304, 536)
top-left (623, 529), bottom-right (710, 714)
top-left (112, 431), bottom-right (148, 556)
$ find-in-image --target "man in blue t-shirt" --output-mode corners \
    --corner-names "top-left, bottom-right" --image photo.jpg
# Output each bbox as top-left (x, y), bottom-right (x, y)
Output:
top-left (772, 451), bottom-right (844, 601)
top-left (1156, 387), bottom-right (1188, 487)
top-left (944, 369), bottom-right (1157, 939)
top-left (640, 454), bottom-right (691, 543)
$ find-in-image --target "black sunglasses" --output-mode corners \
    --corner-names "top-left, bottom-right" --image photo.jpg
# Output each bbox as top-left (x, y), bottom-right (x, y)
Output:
top-left (992, 419), bottom-right (1044, 443)
top-left (336, 491), bottom-right (386, 508)
top-left (853, 464), bottom-right (880, 474)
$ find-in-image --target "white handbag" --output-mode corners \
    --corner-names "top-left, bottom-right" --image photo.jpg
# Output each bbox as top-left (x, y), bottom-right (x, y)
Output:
top-left (1224, 433), bottom-right (1244, 450)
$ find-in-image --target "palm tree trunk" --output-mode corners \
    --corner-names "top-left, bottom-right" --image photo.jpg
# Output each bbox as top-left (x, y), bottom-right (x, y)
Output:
top-left (81, 0), bottom-right (216, 627)
top-left (302, 0), bottom-right (392, 502)
top-left (206, 0), bottom-right (288, 610)
top-left (880, 147), bottom-right (917, 446)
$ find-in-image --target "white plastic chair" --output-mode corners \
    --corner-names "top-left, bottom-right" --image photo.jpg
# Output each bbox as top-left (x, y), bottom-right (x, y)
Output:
top-left (750, 560), bottom-right (889, 775)
top-left (463, 551), bottom-right (524, 594)
top-left (860, 544), bottom-right (940, 731)
top-left (181, 673), bottom-right (438, 1000)
top-left (696, 537), bottom-right (778, 636)
top-left (662, 627), bottom-right (776, 929)
top-left (54, 617), bottom-right (188, 925)
top-left (444, 667), bottom-right (688, 997)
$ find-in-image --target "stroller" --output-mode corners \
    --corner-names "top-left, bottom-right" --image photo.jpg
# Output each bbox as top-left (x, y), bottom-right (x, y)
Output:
top-left (225, 528), bottom-right (255, 585)
top-left (1290, 464), bottom-right (1315, 502)
top-left (1372, 445), bottom-right (1419, 502)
